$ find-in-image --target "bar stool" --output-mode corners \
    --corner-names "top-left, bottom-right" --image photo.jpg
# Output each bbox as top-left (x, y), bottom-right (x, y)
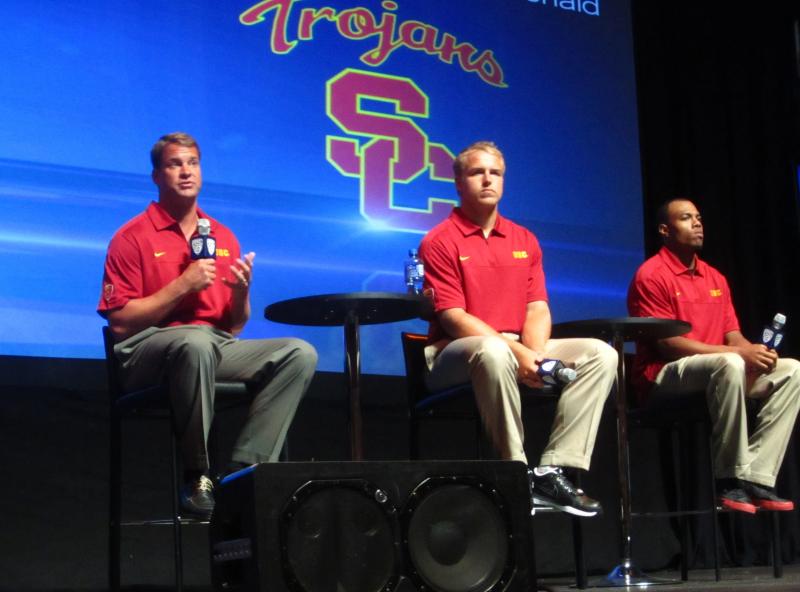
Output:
top-left (628, 386), bottom-right (722, 581)
top-left (400, 331), bottom-right (588, 589)
top-left (103, 326), bottom-right (250, 592)
top-left (627, 354), bottom-right (784, 581)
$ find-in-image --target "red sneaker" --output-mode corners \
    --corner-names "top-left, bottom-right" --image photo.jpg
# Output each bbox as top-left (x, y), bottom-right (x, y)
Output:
top-left (744, 482), bottom-right (795, 511)
top-left (718, 487), bottom-right (757, 514)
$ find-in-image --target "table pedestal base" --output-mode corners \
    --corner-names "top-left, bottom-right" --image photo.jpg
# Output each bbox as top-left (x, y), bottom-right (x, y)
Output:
top-left (264, 292), bottom-right (431, 461)
top-left (590, 561), bottom-right (678, 587)
top-left (552, 319), bottom-right (692, 590)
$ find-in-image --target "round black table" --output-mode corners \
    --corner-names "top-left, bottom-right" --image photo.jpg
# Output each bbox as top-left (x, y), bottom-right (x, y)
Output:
top-left (265, 292), bottom-right (432, 460)
top-left (552, 317), bottom-right (691, 588)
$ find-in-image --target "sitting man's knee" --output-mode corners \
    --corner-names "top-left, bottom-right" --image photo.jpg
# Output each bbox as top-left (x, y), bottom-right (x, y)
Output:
top-left (172, 330), bottom-right (220, 365)
top-left (715, 352), bottom-right (746, 374)
top-left (473, 336), bottom-right (515, 369)
top-left (289, 339), bottom-right (318, 370)
top-left (577, 338), bottom-right (617, 372)
top-left (477, 336), bottom-right (513, 357)
top-left (778, 357), bottom-right (800, 378)
top-left (594, 339), bottom-right (618, 367)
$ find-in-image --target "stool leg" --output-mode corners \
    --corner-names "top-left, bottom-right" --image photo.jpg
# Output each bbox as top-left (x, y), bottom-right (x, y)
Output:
top-left (109, 408), bottom-right (121, 592)
top-left (571, 516), bottom-right (587, 589)
top-left (678, 424), bottom-right (690, 581)
top-left (410, 415), bottom-right (420, 460)
top-left (706, 434), bottom-right (721, 582)
top-left (570, 472), bottom-right (587, 588)
top-left (529, 511), bottom-right (539, 592)
top-left (770, 512), bottom-right (782, 578)
top-left (475, 419), bottom-right (484, 459)
top-left (171, 431), bottom-right (184, 592)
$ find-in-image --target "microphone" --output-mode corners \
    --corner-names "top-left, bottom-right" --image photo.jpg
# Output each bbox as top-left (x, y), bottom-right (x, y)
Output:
top-left (761, 313), bottom-right (786, 350)
top-left (538, 359), bottom-right (577, 386)
top-left (190, 218), bottom-right (216, 259)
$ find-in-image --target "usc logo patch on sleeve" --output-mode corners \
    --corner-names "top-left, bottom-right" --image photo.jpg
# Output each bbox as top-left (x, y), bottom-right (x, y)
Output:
top-left (104, 283), bottom-right (114, 302)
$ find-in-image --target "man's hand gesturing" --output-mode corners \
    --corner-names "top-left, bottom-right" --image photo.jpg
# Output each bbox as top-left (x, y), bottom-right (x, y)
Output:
top-left (182, 259), bottom-right (216, 292)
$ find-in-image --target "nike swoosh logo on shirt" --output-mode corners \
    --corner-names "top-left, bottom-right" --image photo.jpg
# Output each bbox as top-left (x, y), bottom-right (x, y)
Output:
top-left (459, 256), bottom-right (470, 261)
top-left (154, 251), bottom-right (166, 258)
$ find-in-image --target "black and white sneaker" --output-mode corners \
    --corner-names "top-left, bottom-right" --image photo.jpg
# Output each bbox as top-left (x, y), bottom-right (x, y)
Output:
top-left (180, 474), bottom-right (215, 519)
top-left (529, 467), bottom-right (601, 517)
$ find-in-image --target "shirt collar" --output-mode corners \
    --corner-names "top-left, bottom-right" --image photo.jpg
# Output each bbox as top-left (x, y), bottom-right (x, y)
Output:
top-left (146, 201), bottom-right (211, 232)
top-left (658, 245), bottom-right (706, 277)
top-left (450, 207), bottom-right (508, 237)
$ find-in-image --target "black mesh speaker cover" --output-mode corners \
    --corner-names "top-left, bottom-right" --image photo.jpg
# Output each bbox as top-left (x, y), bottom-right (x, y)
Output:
top-left (282, 480), bottom-right (399, 592)
top-left (210, 461), bottom-right (533, 592)
top-left (404, 478), bottom-right (513, 592)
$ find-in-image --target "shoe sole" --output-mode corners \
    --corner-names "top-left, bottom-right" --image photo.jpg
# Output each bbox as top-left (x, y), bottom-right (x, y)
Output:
top-left (179, 499), bottom-right (214, 519)
top-left (753, 500), bottom-right (794, 511)
top-left (179, 507), bottom-right (214, 519)
top-left (719, 498), bottom-right (757, 514)
top-left (531, 494), bottom-right (599, 517)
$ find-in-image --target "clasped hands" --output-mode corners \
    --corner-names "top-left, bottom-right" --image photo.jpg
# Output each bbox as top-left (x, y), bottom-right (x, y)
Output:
top-left (740, 342), bottom-right (779, 375)
top-left (511, 341), bottom-right (546, 389)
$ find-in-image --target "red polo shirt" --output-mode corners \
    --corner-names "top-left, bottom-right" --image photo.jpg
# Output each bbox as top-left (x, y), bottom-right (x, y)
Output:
top-left (97, 201), bottom-right (242, 333)
top-left (627, 246), bottom-right (740, 401)
top-left (419, 207), bottom-right (547, 342)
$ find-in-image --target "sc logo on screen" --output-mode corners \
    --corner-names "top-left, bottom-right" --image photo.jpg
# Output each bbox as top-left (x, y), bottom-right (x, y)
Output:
top-left (326, 68), bottom-right (457, 234)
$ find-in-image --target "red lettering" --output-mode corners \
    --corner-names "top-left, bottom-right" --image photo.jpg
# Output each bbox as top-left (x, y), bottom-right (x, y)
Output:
top-left (399, 21), bottom-right (438, 54)
top-left (241, 1), bottom-right (507, 87)
top-left (240, 0), bottom-right (299, 54)
top-left (298, 6), bottom-right (336, 40)
top-left (337, 8), bottom-right (377, 40)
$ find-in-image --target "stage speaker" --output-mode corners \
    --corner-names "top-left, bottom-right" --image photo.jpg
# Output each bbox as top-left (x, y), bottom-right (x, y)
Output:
top-left (210, 460), bottom-right (534, 592)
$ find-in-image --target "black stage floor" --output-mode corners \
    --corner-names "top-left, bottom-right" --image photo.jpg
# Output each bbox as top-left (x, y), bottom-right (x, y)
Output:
top-left (18, 566), bottom-right (799, 592)
top-left (540, 565), bottom-right (800, 591)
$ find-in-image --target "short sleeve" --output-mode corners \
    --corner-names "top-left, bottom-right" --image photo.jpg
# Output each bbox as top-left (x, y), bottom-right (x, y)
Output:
top-left (97, 232), bottom-right (142, 316)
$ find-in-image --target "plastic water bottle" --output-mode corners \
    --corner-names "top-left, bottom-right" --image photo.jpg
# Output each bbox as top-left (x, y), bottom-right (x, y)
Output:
top-left (761, 313), bottom-right (786, 350)
top-left (404, 248), bottom-right (424, 295)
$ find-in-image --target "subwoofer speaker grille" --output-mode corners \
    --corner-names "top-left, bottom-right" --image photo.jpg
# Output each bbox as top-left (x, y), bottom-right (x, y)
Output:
top-left (210, 461), bottom-right (533, 592)
top-left (404, 478), bottom-right (513, 592)
top-left (281, 480), bottom-right (400, 592)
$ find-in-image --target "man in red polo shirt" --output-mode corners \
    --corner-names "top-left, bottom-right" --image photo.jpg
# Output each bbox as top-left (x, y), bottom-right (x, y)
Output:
top-left (98, 132), bottom-right (317, 518)
top-left (419, 141), bottom-right (617, 516)
top-left (627, 198), bottom-right (800, 512)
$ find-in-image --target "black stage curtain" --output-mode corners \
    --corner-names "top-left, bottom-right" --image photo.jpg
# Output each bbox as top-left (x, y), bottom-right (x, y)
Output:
top-left (632, 1), bottom-right (800, 568)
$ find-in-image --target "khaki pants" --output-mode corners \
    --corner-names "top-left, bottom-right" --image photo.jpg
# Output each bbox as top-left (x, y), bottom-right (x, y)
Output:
top-left (652, 353), bottom-right (800, 487)
top-left (115, 325), bottom-right (317, 472)
top-left (425, 336), bottom-right (617, 469)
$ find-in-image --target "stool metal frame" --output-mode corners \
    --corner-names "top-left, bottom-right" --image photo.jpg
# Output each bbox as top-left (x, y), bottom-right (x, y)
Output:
top-left (103, 326), bottom-right (249, 592)
top-left (401, 331), bottom-right (588, 589)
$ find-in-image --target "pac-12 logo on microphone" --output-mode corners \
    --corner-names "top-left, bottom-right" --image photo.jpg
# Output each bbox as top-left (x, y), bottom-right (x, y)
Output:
top-left (191, 238), bottom-right (204, 257)
top-left (191, 237), bottom-right (216, 258)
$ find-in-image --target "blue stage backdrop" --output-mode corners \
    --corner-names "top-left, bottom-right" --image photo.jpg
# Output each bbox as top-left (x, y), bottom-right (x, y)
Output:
top-left (0, 0), bottom-right (642, 375)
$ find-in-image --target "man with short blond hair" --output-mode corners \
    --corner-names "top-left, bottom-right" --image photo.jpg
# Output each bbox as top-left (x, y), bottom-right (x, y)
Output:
top-left (451, 140), bottom-right (504, 177)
